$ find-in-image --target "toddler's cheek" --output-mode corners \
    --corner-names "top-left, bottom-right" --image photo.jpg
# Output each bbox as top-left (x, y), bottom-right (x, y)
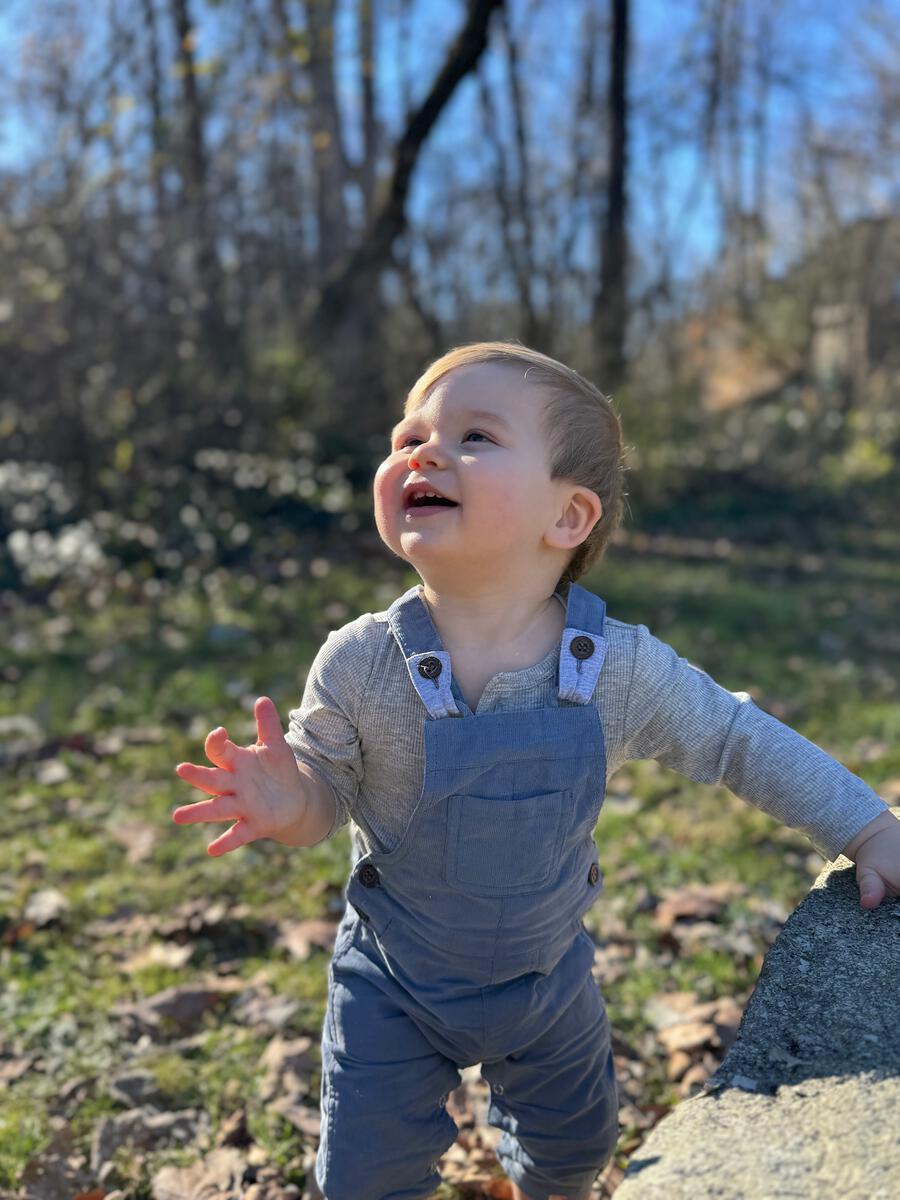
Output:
top-left (372, 459), bottom-right (392, 493)
top-left (372, 471), bottom-right (406, 549)
top-left (372, 466), bottom-right (396, 513)
top-left (486, 492), bottom-right (529, 534)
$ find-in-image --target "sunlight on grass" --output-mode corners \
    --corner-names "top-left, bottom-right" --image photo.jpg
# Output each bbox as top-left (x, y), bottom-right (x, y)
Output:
top-left (2, 544), bottom-right (898, 1187)
top-left (0, 1097), bottom-right (48, 1188)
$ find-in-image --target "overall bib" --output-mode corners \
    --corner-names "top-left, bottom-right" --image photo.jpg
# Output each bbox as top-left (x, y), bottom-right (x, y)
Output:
top-left (317, 583), bottom-right (619, 1200)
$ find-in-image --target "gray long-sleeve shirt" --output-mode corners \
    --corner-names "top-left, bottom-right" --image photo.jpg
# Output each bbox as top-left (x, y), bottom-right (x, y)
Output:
top-left (285, 585), bottom-right (888, 863)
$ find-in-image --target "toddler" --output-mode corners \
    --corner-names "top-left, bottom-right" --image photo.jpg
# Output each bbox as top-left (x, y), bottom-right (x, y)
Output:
top-left (173, 342), bottom-right (899, 1200)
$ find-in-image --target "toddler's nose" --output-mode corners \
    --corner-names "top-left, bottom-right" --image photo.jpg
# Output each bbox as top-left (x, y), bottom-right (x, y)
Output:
top-left (408, 439), bottom-right (443, 469)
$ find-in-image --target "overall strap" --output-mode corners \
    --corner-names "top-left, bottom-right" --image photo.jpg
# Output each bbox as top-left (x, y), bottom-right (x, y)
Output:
top-left (386, 585), bottom-right (461, 719)
top-left (557, 582), bottom-right (608, 704)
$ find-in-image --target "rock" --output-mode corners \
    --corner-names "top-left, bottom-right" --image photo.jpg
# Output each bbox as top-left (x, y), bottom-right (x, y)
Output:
top-left (107, 1067), bottom-right (166, 1109)
top-left (111, 982), bottom-right (237, 1037)
top-left (90, 1107), bottom-right (211, 1174)
top-left (230, 991), bottom-right (301, 1032)
top-left (730, 1073), bottom-right (759, 1091)
top-left (615, 851), bottom-right (900, 1198)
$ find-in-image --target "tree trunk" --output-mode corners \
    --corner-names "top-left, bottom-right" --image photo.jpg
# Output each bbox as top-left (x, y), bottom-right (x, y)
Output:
top-left (307, 0), bottom-right (505, 438)
top-left (170, 0), bottom-right (226, 353)
top-left (139, 0), bottom-right (173, 321)
top-left (476, 6), bottom-right (542, 347)
top-left (301, 0), bottom-right (351, 278)
top-left (359, 0), bottom-right (378, 221)
top-left (593, 0), bottom-right (630, 392)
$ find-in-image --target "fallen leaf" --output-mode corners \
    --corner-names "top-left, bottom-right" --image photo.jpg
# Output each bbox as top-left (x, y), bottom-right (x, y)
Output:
top-left (269, 1097), bottom-right (321, 1139)
top-left (120, 941), bottom-right (194, 972)
top-left (654, 882), bottom-right (742, 931)
top-left (657, 1020), bottom-right (718, 1053)
top-left (276, 918), bottom-right (339, 960)
top-left (107, 818), bottom-right (160, 863)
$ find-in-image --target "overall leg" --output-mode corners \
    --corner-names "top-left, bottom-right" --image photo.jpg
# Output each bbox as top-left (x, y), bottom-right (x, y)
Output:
top-left (317, 945), bottom-right (462, 1200)
top-left (481, 971), bottom-right (619, 1200)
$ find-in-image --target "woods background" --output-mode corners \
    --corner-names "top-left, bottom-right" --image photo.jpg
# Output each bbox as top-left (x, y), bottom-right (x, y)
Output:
top-left (1, 0), bottom-right (898, 598)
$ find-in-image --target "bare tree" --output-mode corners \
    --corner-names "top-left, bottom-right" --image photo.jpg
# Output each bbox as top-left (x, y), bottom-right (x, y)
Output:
top-left (170, 0), bottom-right (227, 352)
top-left (307, 0), bottom-right (506, 437)
top-left (299, 0), bottom-right (352, 276)
top-left (358, 0), bottom-right (379, 220)
top-left (546, 1), bottom-right (603, 344)
top-left (475, 6), bottom-right (542, 346)
top-left (3, 0), bottom-right (898, 521)
top-left (593, 0), bottom-right (630, 391)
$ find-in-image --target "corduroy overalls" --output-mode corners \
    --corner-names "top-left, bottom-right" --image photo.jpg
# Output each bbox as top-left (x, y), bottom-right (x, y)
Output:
top-left (316, 582), bottom-right (619, 1200)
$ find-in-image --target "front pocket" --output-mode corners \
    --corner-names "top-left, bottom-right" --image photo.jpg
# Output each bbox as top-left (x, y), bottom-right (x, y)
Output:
top-left (444, 789), bottom-right (571, 896)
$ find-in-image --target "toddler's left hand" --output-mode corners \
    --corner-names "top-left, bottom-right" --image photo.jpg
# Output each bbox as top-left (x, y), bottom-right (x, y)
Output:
top-left (849, 814), bottom-right (900, 909)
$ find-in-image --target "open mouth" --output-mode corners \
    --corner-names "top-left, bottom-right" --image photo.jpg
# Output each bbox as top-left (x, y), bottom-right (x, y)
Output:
top-left (404, 495), bottom-right (460, 519)
top-left (406, 495), bottom-right (459, 510)
top-left (403, 481), bottom-right (460, 512)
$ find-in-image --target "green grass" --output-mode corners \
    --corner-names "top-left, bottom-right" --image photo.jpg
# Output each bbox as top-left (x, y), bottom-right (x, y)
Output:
top-left (2, 531), bottom-right (898, 1194)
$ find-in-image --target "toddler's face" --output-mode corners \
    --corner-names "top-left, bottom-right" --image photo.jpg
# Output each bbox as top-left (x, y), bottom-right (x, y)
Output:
top-left (373, 364), bottom-right (569, 582)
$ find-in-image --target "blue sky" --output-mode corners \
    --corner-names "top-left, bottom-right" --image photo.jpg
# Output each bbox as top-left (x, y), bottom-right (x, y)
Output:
top-left (0, 0), bottom-right (894, 285)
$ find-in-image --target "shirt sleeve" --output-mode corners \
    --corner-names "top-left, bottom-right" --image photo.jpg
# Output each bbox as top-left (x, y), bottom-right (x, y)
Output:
top-left (620, 623), bottom-right (890, 861)
top-left (283, 619), bottom-right (374, 845)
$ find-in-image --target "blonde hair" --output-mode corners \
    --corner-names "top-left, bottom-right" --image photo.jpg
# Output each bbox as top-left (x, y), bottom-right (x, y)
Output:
top-left (404, 340), bottom-right (628, 590)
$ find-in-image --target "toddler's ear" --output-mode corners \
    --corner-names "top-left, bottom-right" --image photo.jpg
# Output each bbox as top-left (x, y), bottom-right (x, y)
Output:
top-left (551, 486), bottom-right (602, 549)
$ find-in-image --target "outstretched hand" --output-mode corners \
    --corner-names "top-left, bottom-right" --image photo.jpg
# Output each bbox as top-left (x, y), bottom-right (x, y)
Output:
top-left (172, 696), bottom-right (306, 856)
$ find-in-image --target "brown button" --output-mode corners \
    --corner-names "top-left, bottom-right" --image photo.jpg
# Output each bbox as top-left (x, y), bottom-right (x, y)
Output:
top-left (418, 655), bottom-right (442, 680)
top-left (570, 635), bottom-right (595, 660)
top-left (359, 863), bottom-right (380, 888)
top-left (588, 862), bottom-right (600, 886)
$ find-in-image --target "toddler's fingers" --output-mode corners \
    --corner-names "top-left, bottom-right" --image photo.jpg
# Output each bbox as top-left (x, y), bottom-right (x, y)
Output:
top-left (206, 819), bottom-right (255, 856)
top-left (172, 794), bottom-right (238, 825)
top-left (856, 865), bottom-right (885, 909)
top-left (204, 726), bottom-right (240, 767)
top-left (254, 696), bottom-right (288, 750)
top-left (174, 762), bottom-right (235, 794)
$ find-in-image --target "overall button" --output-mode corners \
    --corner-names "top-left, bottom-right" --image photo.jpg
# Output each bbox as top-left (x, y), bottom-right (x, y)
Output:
top-left (570, 635), bottom-right (595, 660)
top-left (588, 862), bottom-right (600, 886)
top-left (418, 655), bottom-right (442, 679)
top-left (358, 863), bottom-right (381, 888)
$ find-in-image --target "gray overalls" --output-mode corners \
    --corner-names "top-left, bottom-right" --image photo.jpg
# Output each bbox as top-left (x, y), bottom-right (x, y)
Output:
top-left (316, 582), bottom-right (619, 1200)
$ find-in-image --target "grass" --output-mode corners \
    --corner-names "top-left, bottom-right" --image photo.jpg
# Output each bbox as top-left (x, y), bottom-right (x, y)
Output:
top-left (2, 526), bottom-right (898, 1194)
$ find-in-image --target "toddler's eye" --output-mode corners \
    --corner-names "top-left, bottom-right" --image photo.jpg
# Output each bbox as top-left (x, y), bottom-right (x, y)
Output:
top-left (396, 431), bottom-right (491, 449)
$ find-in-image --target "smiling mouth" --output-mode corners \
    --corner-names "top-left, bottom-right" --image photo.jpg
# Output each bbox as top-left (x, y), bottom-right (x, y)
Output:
top-left (404, 495), bottom-right (460, 514)
top-left (404, 501), bottom-right (459, 519)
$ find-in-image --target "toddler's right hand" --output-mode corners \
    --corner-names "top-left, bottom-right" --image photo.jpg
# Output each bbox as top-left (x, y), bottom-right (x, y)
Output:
top-left (172, 696), bottom-right (307, 856)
